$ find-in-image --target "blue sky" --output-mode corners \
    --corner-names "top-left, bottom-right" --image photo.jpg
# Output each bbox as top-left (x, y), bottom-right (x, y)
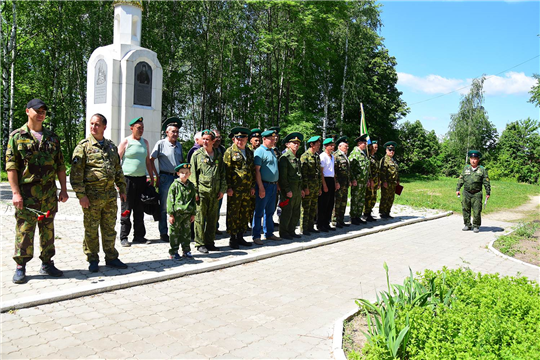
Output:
top-left (378, 0), bottom-right (539, 137)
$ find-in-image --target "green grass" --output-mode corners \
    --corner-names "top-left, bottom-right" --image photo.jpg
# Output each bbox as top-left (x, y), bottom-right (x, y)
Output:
top-left (393, 174), bottom-right (540, 214)
top-left (493, 221), bottom-right (540, 257)
top-left (1, 170), bottom-right (7, 182)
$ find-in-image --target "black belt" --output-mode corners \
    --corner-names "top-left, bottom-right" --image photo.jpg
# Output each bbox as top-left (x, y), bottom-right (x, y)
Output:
top-left (465, 189), bottom-right (481, 194)
top-left (160, 171), bottom-right (175, 176)
top-left (262, 181), bottom-right (277, 185)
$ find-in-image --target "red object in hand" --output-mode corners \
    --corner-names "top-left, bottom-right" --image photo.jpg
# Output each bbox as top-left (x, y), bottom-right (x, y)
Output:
top-left (46, 210), bottom-right (51, 218)
top-left (121, 210), bottom-right (131, 217)
top-left (37, 215), bottom-right (45, 221)
top-left (279, 199), bottom-right (290, 207)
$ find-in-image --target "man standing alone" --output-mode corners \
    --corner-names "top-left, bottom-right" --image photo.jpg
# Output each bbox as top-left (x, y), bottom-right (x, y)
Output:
top-left (6, 98), bottom-right (68, 283)
top-left (70, 114), bottom-right (128, 272)
top-left (150, 117), bottom-right (184, 243)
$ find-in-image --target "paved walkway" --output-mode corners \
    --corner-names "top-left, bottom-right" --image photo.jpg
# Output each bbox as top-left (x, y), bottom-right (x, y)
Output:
top-left (1, 183), bottom-right (538, 358)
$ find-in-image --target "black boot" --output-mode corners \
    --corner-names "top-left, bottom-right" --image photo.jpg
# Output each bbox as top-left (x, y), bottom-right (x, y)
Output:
top-left (237, 233), bottom-right (252, 247)
top-left (229, 234), bottom-right (239, 249)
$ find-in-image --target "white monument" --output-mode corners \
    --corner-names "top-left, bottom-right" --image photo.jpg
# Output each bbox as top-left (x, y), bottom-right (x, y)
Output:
top-left (86, 0), bottom-right (162, 147)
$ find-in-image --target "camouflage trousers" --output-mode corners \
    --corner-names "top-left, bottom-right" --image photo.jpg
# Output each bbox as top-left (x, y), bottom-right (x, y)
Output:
top-left (169, 214), bottom-right (192, 254)
top-left (462, 191), bottom-right (483, 227)
top-left (364, 186), bottom-right (378, 215)
top-left (350, 182), bottom-right (368, 218)
top-left (14, 195), bottom-right (58, 265)
top-left (195, 192), bottom-right (219, 247)
top-left (279, 182), bottom-right (302, 236)
top-left (83, 196), bottom-right (119, 263)
top-left (333, 184), bottom-right (349, 224)
top-left (227, 189), bottom-right (252, 235)
top-left (379, 182), bottom-right (396, 215)
top-left (301, 186), bottom-right (318, 232)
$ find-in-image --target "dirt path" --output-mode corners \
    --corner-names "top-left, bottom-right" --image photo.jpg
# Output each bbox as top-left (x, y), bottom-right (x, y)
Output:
top-left (483, 195), bottom-right (540, 222)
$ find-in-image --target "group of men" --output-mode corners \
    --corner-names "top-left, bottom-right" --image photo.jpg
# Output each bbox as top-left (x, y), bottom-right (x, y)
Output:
top-left (10, 97), bottom-right (489, 285)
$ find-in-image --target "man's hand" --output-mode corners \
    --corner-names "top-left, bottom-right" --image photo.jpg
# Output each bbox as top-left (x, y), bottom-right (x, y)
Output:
top-left (486, 194), bottom-right (490, 200)
top-left (12, 193), bottom-right (23, 210)
top-left (58, 190), bottom-right (69, 203)
top-left (286, 191), bottom-right (293, 198)
top-left (190, 215), bottom-right (195, 223)
top-left (305, 188), bottom-right (310, 196)
top-left (352, 180), bottom-right (358, 187)
top-left (250, 188), bottom-right (255, 196)
top-left (383, 182), bottom-right (388, 189)
top-left (120, 193), bottom-right (127, 202)
top-left (169, 214), bottom-right (175, 225)
top-left (79, 196), bottom-right (90, 209)
top-left (335, 182), bottom-right (340, 191)
top-left (456, 191), bottom-right (460, 197)
top-left (227, 188), bottom-right (234, 197)
top-left (301, 190), bottom-right (305, 198)
top-left (323, 183), bottom-right (328, 193)
top-left (217, 192), bottom-right (224, 200)
top-left (259, 187), bottom-right (266, 199)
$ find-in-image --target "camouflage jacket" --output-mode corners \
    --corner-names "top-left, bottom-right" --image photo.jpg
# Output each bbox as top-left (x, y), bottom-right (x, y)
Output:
top-left (5, 123), bottom-right (66, 202)
top-left (333, 149), bottom-right (351, 186)
top-left (70, 135), bottom-right (126, 200)
top-left (379, 155), bottom-right (399, 184)
top-left (349, 146), bottom-right (370, 184)
top-left (223, 143), bottom-right (255, 192)
top-left (300, 149), bottom-right (321, 192)
top-left (456, 165), bottom-right (491, 195)
top-left (189, 147), bottom-right (227, 196)
top-left (278, 149), bottom-right (302, 194)
top-left (369, 154), bottom-right (379, 184)
top-left (167, 179), bottom-right (197, 216)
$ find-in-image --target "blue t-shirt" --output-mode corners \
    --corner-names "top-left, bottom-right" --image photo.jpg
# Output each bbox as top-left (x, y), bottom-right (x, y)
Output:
top-left (254, 145), bottom-right (279, 182)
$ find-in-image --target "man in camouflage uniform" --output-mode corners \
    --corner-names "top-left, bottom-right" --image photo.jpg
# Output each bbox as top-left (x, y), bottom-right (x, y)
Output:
top-left (6, 98), bottom-right (68, 284)
top-left (379, 141), bottom-right (400, 219)
top-left (332, 137), bottom-right (351, 228)
top-left (364, 140), bottom-right (379, 221)
top-left (349, 135), bottom-right (370, 225)
top-left (456, 150), bottom-right (491, 233)
top-left (190, 129), bottom-right (227, 253)
top-left (224, 127), bottom-right (255, 249)
top-left (300, 136), bottom-right (322, 235)
top-left (278, 132), bottom-right (304, 240)
top-left (70, 113), bottom-right (128, 272)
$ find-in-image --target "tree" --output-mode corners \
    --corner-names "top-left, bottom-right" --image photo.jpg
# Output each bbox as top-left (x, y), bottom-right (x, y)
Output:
top-left (529, 73), bottom-right (540, 107)
top-left (397, 120), bottom-right (441, 175)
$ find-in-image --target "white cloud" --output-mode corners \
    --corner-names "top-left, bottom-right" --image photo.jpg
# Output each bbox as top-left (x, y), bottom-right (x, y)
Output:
top-left (398, 71), bottom-right (536, 96)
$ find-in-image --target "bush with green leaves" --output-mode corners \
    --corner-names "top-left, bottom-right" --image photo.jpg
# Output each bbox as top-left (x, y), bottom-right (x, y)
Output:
top-left (352, 267), bottom-right (540, 360)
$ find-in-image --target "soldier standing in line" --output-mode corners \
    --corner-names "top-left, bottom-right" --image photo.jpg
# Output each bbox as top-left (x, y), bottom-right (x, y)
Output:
top-left (7, 98), bottom-right (68, 284)
top-left (223, 127), bottom-right (255, 249)
top-left (364, 140), bottom-right (380, 221)
top-left (247, 128), bottom-right (262, 229)
top-left (300, 136), bottom-right (322, 235)
top-left (212, 129), bottom-right (226, 235)
top-left (70, 114), bottom-right (128, 272)
top-left (456, 150), bottom-right (491, 233)
top-left (349, 135), bottom-right (370, 225)
top-left (167, 163), bottom-right (196, 260)
top-left (278, 132), bottom-right (304, 240)
top-left (317, 138), bottom-right (339, 232)
top-left (189, 130), bottom-right (227, 253)
top-left (379, 141), bottom-right (400, 219)
top-left (332, 136), bottom-right (351, 228)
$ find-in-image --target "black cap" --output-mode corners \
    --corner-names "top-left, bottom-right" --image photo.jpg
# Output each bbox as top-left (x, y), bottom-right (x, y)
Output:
top-left (27, 98), bottom-right (48, 110)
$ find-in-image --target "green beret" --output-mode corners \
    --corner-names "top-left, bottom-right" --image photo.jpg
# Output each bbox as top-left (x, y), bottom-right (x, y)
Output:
top-left (129, 117), bottom-right (143, 126)
top-left (384, 141), bottom-right (397, 149)
top-left (174, 163), bottom-right (191, 172)
top-left (261, 130), bottom-right (277, 137)
top-left (229, 127), bottom-right (250, 139)
top-left (335, 136), bottom-right (348, 147)
top-left (307, 136), bottom-right (322, 145)
top-left (323, 138), bottom-right (335, 146)
top-left (269, 126), bottom-right (280, 133)
top-left (250, 128), bottom-right (262, 139)
top-left (468, 150), bottom-right (482, 158)
top-left (201, 129), bottom-right (216, 138)
top-left (161, 117), bottom-right (182, 132)
top-left (283, 132), bottom-right (304, 144)
top-left (371, 140), bottom-right (378, 144)
top-left (355, 134), bottom-right (368, 143)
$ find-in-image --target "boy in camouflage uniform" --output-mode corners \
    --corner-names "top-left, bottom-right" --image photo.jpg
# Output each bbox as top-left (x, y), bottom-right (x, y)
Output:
top-left (224, 127), bottom-right (255, 249)
top-left (349, 135), bottom-right (370, 225)
top-left (278, 132), bottom-right (304, 240)
top-left (364, 140), bottom-right (380, 221)
top-left (456, 150), bottom-right (491, 233)
top-left (379, 141), bottom-right (400, 218)
top-left (300, 136), bottom-right (322, 235)
top-left (71, 114), bottom-right (128, 272)
top-left (332, 137), bottom-right (351, 228)
top-left (6, 99), bottom-right (69, 284)
top-left (190, 130), bottom-right (227, 253)
top-left (167, 163), bottom-right (197, 259)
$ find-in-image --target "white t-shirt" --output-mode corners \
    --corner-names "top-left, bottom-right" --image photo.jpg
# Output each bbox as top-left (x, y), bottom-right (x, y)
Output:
top-left (320, 152), bottom-right (335, 177)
